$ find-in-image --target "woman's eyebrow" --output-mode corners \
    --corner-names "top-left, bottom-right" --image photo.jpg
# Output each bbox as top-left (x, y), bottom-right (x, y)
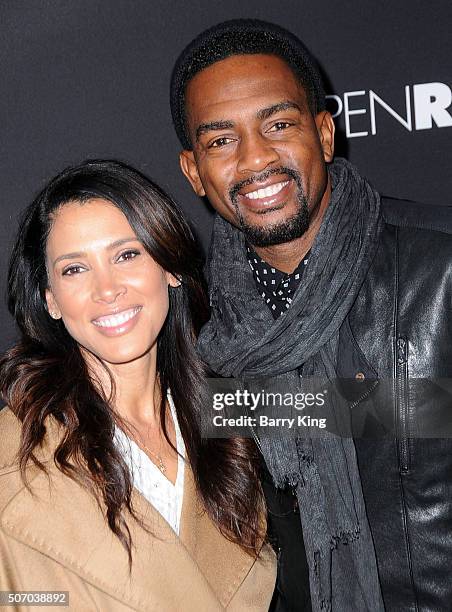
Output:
top-left (52, 237), bottom-right (138, 266)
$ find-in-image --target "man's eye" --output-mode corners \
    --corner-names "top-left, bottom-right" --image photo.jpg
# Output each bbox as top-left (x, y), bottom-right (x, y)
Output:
top-left (117, 249), bottom-right (140, 262)
top-left (208, 136), bottom-right (234, 148)
top-left (62, 265), bottom-right (84, 276)
top-left (269, 121), bottom-right (292, 131)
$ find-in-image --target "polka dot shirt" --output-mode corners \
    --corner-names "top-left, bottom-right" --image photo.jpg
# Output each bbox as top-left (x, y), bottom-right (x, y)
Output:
top-left (246, 245), bottom-right (310, 319)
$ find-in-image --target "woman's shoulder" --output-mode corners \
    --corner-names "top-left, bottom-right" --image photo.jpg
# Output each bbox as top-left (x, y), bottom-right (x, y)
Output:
top-left (0, 407), bottom-right (22, 471)
top-left (0, 408), bottom-right (26, 514)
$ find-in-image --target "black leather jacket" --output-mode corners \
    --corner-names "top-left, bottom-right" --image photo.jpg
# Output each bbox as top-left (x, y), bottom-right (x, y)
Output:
top-left (338, 197), bottom-right (452, 611)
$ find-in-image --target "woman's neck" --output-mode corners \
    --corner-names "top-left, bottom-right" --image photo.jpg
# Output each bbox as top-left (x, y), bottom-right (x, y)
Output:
top-left (85, 346), bottom-right (162, 427)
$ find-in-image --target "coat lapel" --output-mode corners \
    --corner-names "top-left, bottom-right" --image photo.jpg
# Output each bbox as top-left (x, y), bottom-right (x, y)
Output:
top-left (179, 466), bottom-right (258, 608)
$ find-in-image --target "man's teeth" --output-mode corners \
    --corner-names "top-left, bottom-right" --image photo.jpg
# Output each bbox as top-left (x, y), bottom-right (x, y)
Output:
top-left (93, 307), bottom-right (140, 328)
top-left (244, 180), bottom-right (290, 200)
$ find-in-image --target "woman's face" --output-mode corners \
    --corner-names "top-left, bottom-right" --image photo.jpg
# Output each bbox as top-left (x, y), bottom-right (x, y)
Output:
top-left (45, 198), bottom-right (179, 366)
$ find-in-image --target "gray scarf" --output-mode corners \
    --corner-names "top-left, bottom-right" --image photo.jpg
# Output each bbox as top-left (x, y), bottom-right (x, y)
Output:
top-left (198, 159), bottom-right (385, 611)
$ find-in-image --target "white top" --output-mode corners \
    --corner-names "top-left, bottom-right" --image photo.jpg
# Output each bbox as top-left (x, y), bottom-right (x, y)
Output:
top-left (114, 393), bottom-right (185, 535)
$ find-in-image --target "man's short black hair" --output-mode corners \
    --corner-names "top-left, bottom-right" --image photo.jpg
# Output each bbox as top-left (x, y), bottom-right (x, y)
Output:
top-left (170, 19), bottom-right (326, 150)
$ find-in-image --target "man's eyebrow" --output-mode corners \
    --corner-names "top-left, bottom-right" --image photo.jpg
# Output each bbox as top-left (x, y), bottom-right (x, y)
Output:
top-left (52, 237), bottom-right (138, 266)
top-left (195, 120), bottom-right (234, 142)
top-left (256, 101), bottom-right (302, 121)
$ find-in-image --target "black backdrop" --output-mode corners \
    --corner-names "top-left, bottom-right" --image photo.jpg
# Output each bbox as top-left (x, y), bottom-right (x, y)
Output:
top-left (1, 0), bottom-right (451, 352)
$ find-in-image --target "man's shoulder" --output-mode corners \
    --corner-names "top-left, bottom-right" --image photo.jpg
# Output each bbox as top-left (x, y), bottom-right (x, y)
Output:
top-left (381, 196), bottom-right (452, 236)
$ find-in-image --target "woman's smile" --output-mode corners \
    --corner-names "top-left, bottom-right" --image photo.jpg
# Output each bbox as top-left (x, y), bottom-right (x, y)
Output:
top-left (91, 305), bottom-right (142, 335)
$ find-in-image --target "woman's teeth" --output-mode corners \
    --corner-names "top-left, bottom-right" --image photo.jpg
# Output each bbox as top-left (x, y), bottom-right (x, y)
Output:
top-left (93, 307), bottom-right (141, 328)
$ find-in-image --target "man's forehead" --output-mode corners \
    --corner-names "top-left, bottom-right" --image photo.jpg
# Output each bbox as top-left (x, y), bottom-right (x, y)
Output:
top-left (185, 54), bottom-right (307, 120)
top-left (187, 53), bottom-right (298, 93)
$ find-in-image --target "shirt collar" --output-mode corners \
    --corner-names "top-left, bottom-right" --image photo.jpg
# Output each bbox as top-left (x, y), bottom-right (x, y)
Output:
top-left (246, 245), bottom-right (310, 319)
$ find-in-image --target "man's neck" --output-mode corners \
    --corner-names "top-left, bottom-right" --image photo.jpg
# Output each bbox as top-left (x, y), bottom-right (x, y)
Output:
top-left (253, 180), bottom-right (331, 273)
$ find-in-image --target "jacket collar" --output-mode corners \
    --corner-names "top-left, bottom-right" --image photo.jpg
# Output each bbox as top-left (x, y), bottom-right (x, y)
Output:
top-left (1, 415), bottom-right (257, 609)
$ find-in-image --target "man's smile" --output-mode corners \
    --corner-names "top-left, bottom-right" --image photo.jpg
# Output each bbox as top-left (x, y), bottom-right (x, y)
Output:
top-left (236, 179), bottom-right (294, 212)
top-left (242, 180), bottom-right (291, 200)
top-left (231, 172), bottom-right (298, 214)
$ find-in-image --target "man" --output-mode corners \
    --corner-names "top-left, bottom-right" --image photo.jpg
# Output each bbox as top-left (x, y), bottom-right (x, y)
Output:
top-left (170, 19), bottom-right (452, 612)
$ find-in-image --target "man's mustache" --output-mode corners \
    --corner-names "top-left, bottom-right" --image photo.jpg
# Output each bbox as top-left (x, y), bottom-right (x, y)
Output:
top-left (229, 166), bottom-right (302, 203)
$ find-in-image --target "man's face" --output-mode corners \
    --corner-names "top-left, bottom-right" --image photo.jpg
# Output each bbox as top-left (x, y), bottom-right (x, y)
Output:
top-left (180, 54), bottom-right (335, 247)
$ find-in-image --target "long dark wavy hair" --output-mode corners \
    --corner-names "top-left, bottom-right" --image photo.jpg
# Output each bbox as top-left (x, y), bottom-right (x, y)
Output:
top-left (0, 159), bottom-right (264, 562)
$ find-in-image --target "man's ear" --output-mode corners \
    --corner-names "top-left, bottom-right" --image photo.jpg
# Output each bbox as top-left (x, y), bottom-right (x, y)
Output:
top-left (45, 288), bottom-right (62, 319)
top-left (315, 111), bottom-right (335, 163)
top-left (179, 150), bottom-right (206, 197)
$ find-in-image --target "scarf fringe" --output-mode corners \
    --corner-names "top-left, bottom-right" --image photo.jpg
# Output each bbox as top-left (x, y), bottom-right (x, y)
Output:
top-left (331, 525), bottom-right (361, 549)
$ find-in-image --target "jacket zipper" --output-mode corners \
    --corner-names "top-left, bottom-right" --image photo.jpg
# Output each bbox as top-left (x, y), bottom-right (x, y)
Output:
top-left (396, 336), bottom-right (410, 474)
top-left (349, 379), bottom-right (379, 411)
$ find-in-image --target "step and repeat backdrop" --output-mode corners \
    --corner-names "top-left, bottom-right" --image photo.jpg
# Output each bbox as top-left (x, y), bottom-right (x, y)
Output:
top-left (1, 0), bottom-right (451, 352)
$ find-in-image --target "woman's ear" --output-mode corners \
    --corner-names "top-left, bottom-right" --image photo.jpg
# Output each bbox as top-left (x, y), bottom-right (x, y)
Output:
top-left (167, 273), bottom-right (182, 288)
top-left (45, 288), bottom-right (62, 319)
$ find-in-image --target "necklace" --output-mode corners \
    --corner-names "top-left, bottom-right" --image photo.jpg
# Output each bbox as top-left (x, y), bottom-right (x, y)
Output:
top-left (132, 435), bottom-right (167, 474)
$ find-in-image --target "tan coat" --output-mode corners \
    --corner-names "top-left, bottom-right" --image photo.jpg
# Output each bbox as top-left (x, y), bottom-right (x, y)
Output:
top-left (0, 408), bottom-right (276, 611)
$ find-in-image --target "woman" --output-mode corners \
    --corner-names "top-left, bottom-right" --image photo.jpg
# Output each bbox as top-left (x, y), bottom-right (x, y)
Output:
top-left (0, 160), bottom-right (275, 611)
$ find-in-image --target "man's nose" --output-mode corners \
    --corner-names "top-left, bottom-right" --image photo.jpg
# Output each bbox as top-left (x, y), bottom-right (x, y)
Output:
top-left (92, 269), bottom-right (126, 304)
top-left (236, 132), bottom-right (280, 174)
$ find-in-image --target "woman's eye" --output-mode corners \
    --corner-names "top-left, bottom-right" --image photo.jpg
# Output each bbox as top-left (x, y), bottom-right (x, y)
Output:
top-left (117, 249), bottom-right (140, 262)
top-left (62, 265), bottom-right (84, 276)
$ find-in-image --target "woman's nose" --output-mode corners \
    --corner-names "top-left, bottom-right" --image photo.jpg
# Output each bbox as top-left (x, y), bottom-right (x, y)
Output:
top-left (91, 269), bottom-right (126, 304)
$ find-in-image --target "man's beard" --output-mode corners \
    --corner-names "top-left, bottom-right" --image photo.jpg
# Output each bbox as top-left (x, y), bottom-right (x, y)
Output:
top-left (229, 167), bottom-right (309, 247)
